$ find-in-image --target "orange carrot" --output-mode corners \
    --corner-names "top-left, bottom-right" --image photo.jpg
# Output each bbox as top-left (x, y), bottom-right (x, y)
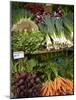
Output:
top-left (56, 78), bottom-right (61, 90)
top-left (50, 81), bottom-right (55, 95)
top-left (66, 79), bottom-right (73, 89)
top-left (53, 79), bottom-right (57, 92)
top-left (41, 86), bottom-right (48, 96)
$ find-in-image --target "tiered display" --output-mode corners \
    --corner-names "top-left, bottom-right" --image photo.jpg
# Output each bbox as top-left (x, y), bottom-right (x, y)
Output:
top-left (11, 2), bottom-right (74, 98)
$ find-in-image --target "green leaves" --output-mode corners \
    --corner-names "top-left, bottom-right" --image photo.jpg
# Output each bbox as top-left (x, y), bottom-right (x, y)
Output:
top-left (49, 62), bottom-right (58, 77)
top-left (25, 59), bottom-right (38, 72)
top-left (53, 53), bottom-right (74, 80)
top-left (11, 58), bottom-right (38, 73)
top-left (62, 14), bottom-right (73, 40)
top-left (12, 31), bottom-right (45, 53)
top-left (63, 14), bottom-right (73, 31)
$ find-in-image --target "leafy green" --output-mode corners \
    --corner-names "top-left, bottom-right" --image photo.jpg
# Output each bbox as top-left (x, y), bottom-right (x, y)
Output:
top-left (11, 58), bottom-right (38, 73)
top-left (25, 59), bottom-right (38, 72)
top-left (11, 58), bottom-right (27, 73)
top-left (12, 31), bottom-right (45, 53)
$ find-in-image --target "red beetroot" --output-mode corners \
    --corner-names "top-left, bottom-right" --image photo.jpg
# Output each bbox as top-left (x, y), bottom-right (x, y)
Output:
top-left (14, 72), bottom-right (41, 98)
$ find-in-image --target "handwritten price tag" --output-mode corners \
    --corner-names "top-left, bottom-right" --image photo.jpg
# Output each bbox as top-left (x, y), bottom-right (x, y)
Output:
top-left (13, 51), bottom-right (24, 59)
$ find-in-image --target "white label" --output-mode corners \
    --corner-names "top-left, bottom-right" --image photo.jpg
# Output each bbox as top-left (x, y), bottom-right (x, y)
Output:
top-left (13, 51), bottom-right (24, 59)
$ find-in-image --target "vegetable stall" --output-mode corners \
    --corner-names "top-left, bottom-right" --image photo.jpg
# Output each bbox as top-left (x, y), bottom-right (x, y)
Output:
top-left (10, 2), bottom-right (74, 98)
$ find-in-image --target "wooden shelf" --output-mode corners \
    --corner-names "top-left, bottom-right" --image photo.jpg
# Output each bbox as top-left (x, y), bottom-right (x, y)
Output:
top-left (24, 46), bottom-right (74, 55)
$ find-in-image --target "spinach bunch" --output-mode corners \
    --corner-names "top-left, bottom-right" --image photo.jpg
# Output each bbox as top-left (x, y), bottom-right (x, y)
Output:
top-left (12, 31), bottom-right (45, 53)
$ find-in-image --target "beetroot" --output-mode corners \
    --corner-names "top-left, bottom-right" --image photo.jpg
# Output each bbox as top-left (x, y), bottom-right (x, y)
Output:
top-left (13, 72), bottom-right (41, 98)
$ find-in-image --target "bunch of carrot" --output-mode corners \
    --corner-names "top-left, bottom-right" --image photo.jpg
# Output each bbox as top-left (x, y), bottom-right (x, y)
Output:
top-left (40, 77), bottom-right (73, 96)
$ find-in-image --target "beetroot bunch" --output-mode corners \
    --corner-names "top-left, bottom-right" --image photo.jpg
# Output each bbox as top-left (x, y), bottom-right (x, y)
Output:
top-left (14, 72), bottom-right (41, 98)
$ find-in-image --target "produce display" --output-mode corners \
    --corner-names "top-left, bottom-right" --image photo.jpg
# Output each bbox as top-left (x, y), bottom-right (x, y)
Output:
top-left (10, 2), bottom-right (74, 98)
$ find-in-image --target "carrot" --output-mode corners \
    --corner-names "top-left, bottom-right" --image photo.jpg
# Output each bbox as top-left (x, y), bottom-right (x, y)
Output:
top-left (41, 86), bottom-right (48, 96)
top-left (66, 83), bottom-right (73, 91)
top-left (56, 78), bottom-right (61, 90)
top-left (41, 84), bottom-right (47, 93)
top-left (60, 77), bottom-right (67, 83)
top-left (50, 81), bottom-right (55, 95)
top-left (50, 81), bottom-right (54, 96)
top-left (59, 87), bottom-right (63, 93)
top-left (40, 87), bottom-right (46, 93)
top-left (61, 85), bottom-right (66, 93)
top-left (66, 85), bottom-right (72, 92)
top-left (62, 79), bottom-right (73, 91)
top-left (41, 77), bottom-right (73, 96)
top-left (41, 81), bottom-right (50, 96)
top-left (60, 77), bottom-right (73, 90)
top-left (66, 79), bottom-right (73, 89)
top-left (61, 79), bottom-right (66, 87)
top-left (45, 81), bottom-right (50, 96)
top-left (41, 81), bottom-right (49, 93)
top-left (49, 86), bottom-right (53, 96)
top-left (53, 78), bottom-right (58, 95)
top-left (53, 78), bottom-right (57, 92)
top-left (55, 90), bottom-right (60, 96)
top-left (45, 87), bottom-right (50, 96)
